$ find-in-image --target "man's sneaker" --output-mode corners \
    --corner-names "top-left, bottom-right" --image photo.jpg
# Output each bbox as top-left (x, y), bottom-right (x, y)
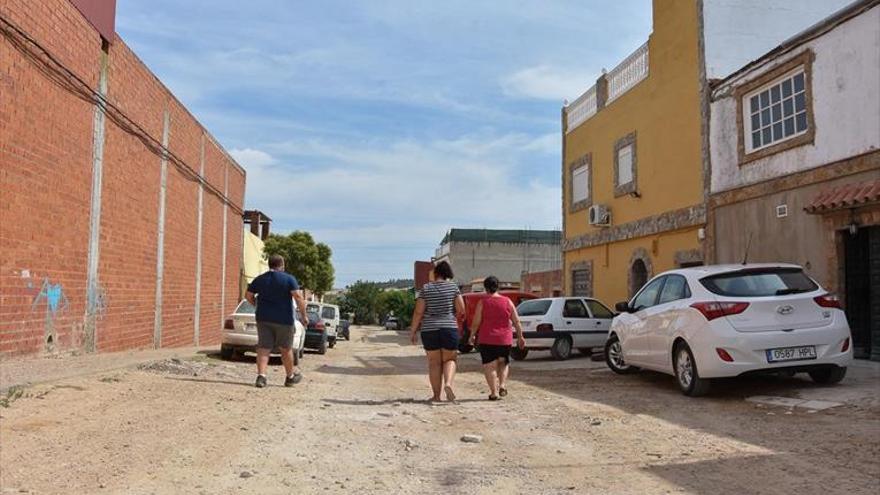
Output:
top-left (284, 372), bottom-right (303, 387)
top-left (255, 375), bottom-right (267, 388)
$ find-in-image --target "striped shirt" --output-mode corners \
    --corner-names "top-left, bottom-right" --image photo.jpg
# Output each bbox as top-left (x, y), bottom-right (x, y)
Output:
top-left (418, 280), bottom-right (460, 332)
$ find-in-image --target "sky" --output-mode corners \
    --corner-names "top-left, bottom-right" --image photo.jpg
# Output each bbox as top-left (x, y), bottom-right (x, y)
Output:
top-left (115, 1), bottom-right (653, 287)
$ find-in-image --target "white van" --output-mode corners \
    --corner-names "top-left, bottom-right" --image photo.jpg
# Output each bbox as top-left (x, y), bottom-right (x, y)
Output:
top-left (307, 302), bottom-right (341, 348)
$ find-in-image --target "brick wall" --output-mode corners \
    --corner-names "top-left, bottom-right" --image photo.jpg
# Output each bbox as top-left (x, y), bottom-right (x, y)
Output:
top-left (521, 270), bottom-right (563, 298)
top-left (0, 0), bottom-right (246, 357)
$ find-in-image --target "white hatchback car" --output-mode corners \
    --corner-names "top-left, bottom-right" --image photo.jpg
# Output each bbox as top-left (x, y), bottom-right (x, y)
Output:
top-left (605, 264), bottom-right (853, 396)
top-left (515, 297), bottom-right (616, 360)
top-left (221, 299), bottom-right (306, 361)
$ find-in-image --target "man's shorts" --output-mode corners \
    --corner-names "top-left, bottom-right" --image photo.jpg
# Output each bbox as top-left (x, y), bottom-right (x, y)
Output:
top-left (257, 321), bottom-right (294, 350)
top-left (420, 328), bottom-right (459, 351)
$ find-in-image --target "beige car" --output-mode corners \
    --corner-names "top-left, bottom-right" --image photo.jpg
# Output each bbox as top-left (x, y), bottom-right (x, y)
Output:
top-left (221, 299), bottom-right (305, 361)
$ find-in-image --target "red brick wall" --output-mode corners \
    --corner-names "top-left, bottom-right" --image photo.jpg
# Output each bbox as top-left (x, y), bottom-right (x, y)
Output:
top-left (0, 0), bottom-right (246, 357)
top-left (521, 270), bottom-right (563, 298)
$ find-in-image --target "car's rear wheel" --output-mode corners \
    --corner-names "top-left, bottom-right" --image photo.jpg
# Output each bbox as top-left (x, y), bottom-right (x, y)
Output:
top-left (604, 335), bottom-right (635, 374)
top-left (510, 347), bottom-right (529, 361)
top-left (317, 338), bottom-right (327, 355)
top-left (220, 345), bottom-right (234, 360)
top-left (550, 336), bottom-right (573, 361)
top-left (328, 337), bottom-right (336, 349)
top-left (674, 343), bottom-right (711, 397)
top-left (808, 366), bottom-right (847, 385)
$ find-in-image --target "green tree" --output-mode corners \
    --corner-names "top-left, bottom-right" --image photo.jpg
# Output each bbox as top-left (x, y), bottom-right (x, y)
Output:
top-left (340, 281), bottom-right (381, 325)
top-left (377, 289), bottom-right (416, 328)
top-left (263, 231), bottom-right (334, 296)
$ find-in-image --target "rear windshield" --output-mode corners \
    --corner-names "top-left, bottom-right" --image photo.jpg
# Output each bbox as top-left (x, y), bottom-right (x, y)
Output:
top-left (517, 299), bottom-right (552, 316)
top-left (235, 300), bottom-right (256, 314)
top-left (701, 268), bottom-right (818, 297)
top-left (322, 307), bottom-right (336, 319)
top-left (307, 304), bottom-right (320, 314)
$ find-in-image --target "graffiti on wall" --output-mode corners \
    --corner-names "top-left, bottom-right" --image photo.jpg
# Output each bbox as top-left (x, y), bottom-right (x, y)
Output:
top-left (22, 270), bottom-right (70, 352)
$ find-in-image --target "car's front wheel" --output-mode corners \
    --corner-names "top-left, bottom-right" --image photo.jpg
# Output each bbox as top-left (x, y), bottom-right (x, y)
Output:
top-left (674, 343), bottom-right (711, 397)
top-left (808, 366), bottom-right (847, 385)
top-left (510, 347), bottom-right (529, 361)
top-left (550, 336), bottom-right (573, 360)
top-left (604, 335), bottom-right (636, 374)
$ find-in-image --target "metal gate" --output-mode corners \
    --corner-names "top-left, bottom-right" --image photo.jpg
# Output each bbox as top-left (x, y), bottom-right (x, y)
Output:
top-left (845, 225), bottom-right (880, 361)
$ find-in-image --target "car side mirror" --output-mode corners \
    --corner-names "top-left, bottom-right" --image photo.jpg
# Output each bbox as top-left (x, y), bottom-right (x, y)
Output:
top-left (615, 301), bottom-right (631, 313)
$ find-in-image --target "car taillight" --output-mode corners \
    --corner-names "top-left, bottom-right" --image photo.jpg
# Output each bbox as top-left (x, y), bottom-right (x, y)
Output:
top-left (690, 302), bottom-right (750, 321)
top-left (841, 337), bottom-right (850, 352)
top-left (814, 294), bottom-right (842, 309)
top-left (224, 318), bottom-right (234, 330)
top-left (536, 323), bottom-right (554, 332)
top-left (315, 321), bottom-right (325, 332)
top-left (716, 348), bottom-right (734, 362)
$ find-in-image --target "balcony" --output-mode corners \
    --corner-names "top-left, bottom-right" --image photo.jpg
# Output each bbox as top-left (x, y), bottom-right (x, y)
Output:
top-left (565, 41), bottom-right (649, 133)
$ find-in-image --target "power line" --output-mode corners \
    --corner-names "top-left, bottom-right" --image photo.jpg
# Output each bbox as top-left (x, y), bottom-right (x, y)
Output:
top-left (0, 13), bottom-right (244, 215)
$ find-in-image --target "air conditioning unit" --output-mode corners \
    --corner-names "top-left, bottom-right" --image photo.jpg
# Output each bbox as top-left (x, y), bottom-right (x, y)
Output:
top-left (588, 204), bottom-right (611, 227)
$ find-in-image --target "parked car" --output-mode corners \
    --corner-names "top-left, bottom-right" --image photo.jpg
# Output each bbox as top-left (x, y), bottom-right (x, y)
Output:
top-left (459, 291), bottom-right (538, 353)
top-left (513, 297), bottom-right (615, 360)
top-left (320, 303), bottom-right (341, 347)
top-left (220, 299), bottom-right (305, 361)
top-left (307, 303), bottom-right (338, 348)
top-left (339, 319), bottom-right (351, 340)
top-left (304, 311), bottom-right (329, 354)
top-left (605, 264), bottom-right (853, 396)
top-left (384, 317), bottom-right (400, 331)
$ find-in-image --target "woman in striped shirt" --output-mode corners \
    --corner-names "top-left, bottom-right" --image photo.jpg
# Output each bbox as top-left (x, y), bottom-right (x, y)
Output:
top-left (410, 261), bottom-right (465, 403)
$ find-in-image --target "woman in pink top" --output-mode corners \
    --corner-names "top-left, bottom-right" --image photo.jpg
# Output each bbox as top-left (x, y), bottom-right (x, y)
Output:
top-left (468, 276), bottom-right (525, 400)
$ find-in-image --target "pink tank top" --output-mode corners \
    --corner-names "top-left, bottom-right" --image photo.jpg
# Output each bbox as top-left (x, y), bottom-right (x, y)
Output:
top-left (478, 295), bottom-right (513, 346)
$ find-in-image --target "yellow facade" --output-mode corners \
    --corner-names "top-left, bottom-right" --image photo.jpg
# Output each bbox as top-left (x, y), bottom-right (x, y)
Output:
top-left (563, 0), bottom-right (706, 305)
top-left (240, 228), bottom-right (269, 297)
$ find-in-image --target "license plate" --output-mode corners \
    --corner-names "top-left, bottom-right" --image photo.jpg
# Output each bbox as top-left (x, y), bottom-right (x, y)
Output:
top-left (246, 323), bottom-right (257, 333)
top-left (766, 346), bottom-right (816, 363)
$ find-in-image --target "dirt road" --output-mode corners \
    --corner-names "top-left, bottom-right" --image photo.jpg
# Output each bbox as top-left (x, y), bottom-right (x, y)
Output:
top-left (2, 326), bottom-right (878, 494)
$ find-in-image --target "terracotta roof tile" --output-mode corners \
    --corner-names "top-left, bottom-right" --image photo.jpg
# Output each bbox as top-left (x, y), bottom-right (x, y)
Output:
top-left (805, 177), bottom-right (880, 213)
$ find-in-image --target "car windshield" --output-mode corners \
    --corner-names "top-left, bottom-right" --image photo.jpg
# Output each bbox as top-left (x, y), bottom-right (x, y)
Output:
top-left (321, 307), bottom-right (336, 319)
top-left (517, 299), bottom-right (552, 316)
top-left (700, 268), bottom-right (818, 297)
top-left (234, 300), bottom-right (256, 314)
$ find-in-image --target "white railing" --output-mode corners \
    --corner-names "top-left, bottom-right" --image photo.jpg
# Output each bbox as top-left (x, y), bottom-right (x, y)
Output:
top-left (607, 41), bottom-right (649, 103)
top-left (565, 85), bottom-right (597, 133)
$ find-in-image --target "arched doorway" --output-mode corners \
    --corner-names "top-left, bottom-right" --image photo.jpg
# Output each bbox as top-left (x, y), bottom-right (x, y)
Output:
top-left (630, 259), bottom-right (648, 297)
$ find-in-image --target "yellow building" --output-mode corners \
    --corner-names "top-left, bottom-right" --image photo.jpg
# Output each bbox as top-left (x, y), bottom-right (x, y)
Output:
top-left (562, 0), bottom-right (706, 305)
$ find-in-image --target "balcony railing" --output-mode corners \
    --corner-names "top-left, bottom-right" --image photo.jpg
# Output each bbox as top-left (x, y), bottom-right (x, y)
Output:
top-left (565, 41), bottom-right (649, 132)
top-left (565, 85), bottom-right (597, 133)
top-left (607, 41), bottom-right (649, 104)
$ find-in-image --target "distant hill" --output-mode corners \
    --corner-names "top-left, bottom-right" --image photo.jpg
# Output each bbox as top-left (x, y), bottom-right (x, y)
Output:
top-left (375, 278), bottom-right (414, 289)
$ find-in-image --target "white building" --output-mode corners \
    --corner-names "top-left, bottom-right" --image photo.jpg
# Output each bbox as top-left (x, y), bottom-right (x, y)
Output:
top-left (708, 0), bottom-right (880, 360)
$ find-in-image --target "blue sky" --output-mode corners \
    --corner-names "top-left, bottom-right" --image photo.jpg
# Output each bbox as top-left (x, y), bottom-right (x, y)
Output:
top-left (115, 1), bottom-right (652, 287)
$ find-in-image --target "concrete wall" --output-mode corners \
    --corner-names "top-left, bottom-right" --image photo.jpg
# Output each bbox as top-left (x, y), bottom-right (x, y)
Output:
top-left (702, 0), bottom-right (853, 80)
top-left (441, 241), bottom-right (561, 287)
top-left (0, 0), bottom-right (245, 357)
top-left (710, 5), bottom-right (880, 193)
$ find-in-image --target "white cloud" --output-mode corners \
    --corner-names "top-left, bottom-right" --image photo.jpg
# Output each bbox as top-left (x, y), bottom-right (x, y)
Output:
top-left (501, 65), bottom-right (598, 101)
top-left (229, 148), bottom-right (276, 168)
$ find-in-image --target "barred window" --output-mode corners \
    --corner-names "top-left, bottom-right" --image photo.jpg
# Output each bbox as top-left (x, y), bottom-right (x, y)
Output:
top-left (744, 69), bottom-right (808, 153)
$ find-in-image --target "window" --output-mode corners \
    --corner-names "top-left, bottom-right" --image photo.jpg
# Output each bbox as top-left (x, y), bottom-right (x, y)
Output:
top-left (321, 306), bottom-right (337, 319)
top-left (517, 299), bottom-right (552, 316)
top-left (745, 69), bottom-right (808, 152)
top-left (307, 304), bottom-right (320, 314)
top-left (235, 300), bottom-right (256, 314)
top-left (658, 275), bottom-right (691, 304)
top-left (736, 50), bottom-right (815, 164)
top-left (631, 276), bottom-right (664, 311)
top-left (617, 146), bottom-right (633, 185)
top-left (572, 268), bottom-right (591, 296)
top-left (563, 299), bottom-right (589, 318)
top-left (586, 300), bottom-right (614, 319)
top-left (572, 165), bottom-right (589, 204)
top-left (569, 154), bottom-right (591, 212)
top-left (614, 132), bottom-right (637, 196)
top-left (700, 268), bottom-right (818, 297)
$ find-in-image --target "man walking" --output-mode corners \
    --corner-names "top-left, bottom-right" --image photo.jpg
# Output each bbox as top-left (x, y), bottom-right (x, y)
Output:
top-left (245, 254), bottom-right (308, 388)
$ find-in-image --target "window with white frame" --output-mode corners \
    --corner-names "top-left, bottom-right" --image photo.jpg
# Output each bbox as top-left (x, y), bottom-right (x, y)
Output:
top-left (617, 145), bottom-right (633, 185)
top-left (744, 68), bottom-right (808, 153)
top-left (572, 165), bottom-right (589, 205)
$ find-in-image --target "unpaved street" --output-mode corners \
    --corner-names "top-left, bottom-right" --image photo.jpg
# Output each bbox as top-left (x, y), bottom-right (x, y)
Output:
top-left (2, 326), bottom-right (879, 495)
